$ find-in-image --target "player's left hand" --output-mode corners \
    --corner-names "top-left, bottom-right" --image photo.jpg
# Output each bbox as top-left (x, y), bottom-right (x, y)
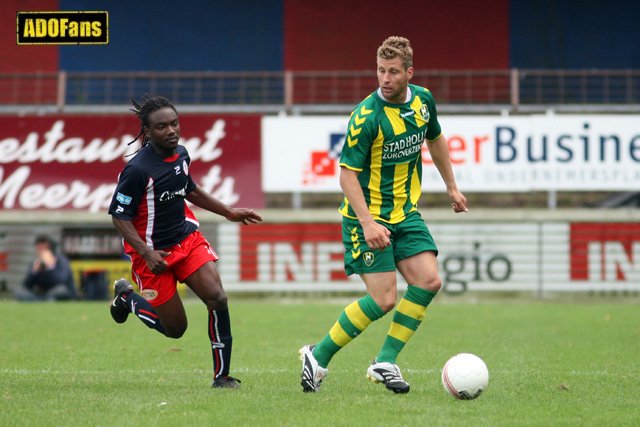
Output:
top-left (449, 190), bottom-right (469, 213)
top-left (226, 208), bottom-right (263, 225)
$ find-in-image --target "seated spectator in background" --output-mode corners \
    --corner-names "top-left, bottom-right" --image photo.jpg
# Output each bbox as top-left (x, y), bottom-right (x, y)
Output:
top-left (15, 235), bottom-right (77, 301)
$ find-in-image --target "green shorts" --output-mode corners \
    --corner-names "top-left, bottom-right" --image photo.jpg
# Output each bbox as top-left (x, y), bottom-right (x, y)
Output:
top-left (342, 211), bottom-right (438, 276)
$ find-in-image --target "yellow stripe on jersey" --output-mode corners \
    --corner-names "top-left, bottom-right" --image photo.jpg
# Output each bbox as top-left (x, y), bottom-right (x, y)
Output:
top-left (349, 124), bottom-right (362, 136)
top-left (360, 104), bottom-right (374, 116)
top-left (410, 96), bottom-right (427, 128)
top-left (345, 301), bottom-right (373, 331)
top-left (338, 196), bottom-right (351, 217)
top-left (390, 163), bottom-right (409, 223)
top-left (388, 322), bottom-right (415, 343)
top-left (339, 163), bottom-right (363, 172)
top-left (383, 106), bottom-right (406, 135)
top-left (329, 322), bottom-right (352, 347)
top-left (428, 132), bottom-right (443, 142)
top-left (368, 127), bottom-right (384, 217)
top-left (396, 298), bottom-right (427, 321)
top-left (410, 159), bottom-right (422, 206)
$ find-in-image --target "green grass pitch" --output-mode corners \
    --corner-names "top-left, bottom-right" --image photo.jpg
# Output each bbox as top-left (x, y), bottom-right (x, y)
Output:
top-left (1, 297), bottom-right (639, 426)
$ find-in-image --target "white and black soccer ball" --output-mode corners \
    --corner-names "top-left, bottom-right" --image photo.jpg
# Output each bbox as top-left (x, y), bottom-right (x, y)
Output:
top-left (441, 353), bottom-right (489, 400)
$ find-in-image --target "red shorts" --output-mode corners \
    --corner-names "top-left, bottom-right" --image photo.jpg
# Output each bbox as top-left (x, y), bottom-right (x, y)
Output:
top-left (127, 230), bottom-right (218, 307)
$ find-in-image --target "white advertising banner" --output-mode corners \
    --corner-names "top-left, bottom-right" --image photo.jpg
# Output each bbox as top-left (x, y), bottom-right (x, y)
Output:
top-left (262, 115), bottom-right (640, 192)
top-left (213, 219), bottom-right (640, 293)
top-left (3, 216), bottom-right (638, 294)
top-left (262, 116), bottom-right (348, 192)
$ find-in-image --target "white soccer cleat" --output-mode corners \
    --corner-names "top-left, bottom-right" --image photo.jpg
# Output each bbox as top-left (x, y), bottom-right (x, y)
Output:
top-left (367, 359), bottom-right (410, 394)
top-left (299, 344), bottom-right (328, 392)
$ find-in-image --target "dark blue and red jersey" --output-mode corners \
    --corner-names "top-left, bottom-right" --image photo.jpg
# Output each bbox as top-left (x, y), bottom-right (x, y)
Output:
top-left (108, 144), bottom-right (199, 250)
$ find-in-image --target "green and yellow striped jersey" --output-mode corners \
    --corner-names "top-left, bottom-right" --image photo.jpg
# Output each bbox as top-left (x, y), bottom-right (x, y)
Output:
top-left (338, 83), bottom-right (442, 224)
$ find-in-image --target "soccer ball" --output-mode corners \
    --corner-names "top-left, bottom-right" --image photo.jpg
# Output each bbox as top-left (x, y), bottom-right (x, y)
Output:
top-left (441, 353), bottom-right (489, 400)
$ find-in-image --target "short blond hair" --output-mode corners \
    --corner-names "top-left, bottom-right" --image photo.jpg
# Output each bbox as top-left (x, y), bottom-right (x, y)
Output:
top-left (377, 36), bottom-right (413, 69)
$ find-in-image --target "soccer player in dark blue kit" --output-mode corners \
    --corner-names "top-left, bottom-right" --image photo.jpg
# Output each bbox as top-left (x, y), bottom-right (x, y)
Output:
top-left (108, 96), bottom-right (262, 389)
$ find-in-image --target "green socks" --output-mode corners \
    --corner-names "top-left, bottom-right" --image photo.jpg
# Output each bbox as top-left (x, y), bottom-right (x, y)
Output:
top-left (312, 294), bottom-right (384, 368)
top-left (311, 286), bottom-right (437, 368)
top-left (376, 285), bottom-right (436, 364)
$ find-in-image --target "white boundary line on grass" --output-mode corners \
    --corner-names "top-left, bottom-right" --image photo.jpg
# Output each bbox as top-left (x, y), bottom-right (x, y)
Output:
top-left (0, 367), bottom-right (614, 376)
top-left (0, 367), bottom-right (439, 375)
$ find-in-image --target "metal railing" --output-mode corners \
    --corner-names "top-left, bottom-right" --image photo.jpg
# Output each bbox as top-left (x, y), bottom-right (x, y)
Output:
top-left (1, 69), bottom-right (639, 114)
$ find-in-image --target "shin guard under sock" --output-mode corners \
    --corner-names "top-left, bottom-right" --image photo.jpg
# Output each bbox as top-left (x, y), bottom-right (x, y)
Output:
top-left (121, 292), bottom-right (166, 335)
top-left (209, 308), bottom-right (233, 379)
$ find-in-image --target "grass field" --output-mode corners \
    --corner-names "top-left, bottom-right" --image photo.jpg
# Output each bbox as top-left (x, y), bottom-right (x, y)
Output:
top-left (1, 296), bottom-right (639, 426)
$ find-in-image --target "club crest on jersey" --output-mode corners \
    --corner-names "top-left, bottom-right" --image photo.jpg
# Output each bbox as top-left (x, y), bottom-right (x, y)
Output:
top-left (363, 252), bottom-right (375, 266)
top-left (183, 160), bottom-right (189, 176)
top-left (420, 104), bottom-right (430, 122)
top-left (141, 289), bottom-right (158, 301)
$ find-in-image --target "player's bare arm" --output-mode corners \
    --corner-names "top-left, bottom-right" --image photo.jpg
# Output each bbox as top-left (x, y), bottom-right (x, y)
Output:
top-left (339, 167), bottom-right (390, 249)
top-left (111, 217), bottom-right (169, 274)
top-left (427, 135), bottom-right (469, 213)
top-left (186, 185), bottom-right (263, 225)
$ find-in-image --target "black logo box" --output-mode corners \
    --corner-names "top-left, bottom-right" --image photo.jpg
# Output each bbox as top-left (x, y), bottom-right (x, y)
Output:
top-left (17, 11), bottom-right (108, 45)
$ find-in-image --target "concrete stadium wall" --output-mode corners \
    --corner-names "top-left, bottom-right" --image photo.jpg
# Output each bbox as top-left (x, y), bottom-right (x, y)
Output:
top-left (0, 0), bottom-right (58, 72)
top-left (57, 0), bottom-right (284, 72)
top-left (1, 209), bottom-right (638, 297)
top-left (283, 0), bottom-right (509, 71)
top-left (510, 0), bottom-right (640, 68)
top-left (4, 0), bottom-right (639, 74)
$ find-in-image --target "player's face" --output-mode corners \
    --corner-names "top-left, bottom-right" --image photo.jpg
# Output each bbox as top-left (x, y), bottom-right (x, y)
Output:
top-left (145, 107), bottom-right (181, 156)
top-left (377, 56), bottom-right (413, 104)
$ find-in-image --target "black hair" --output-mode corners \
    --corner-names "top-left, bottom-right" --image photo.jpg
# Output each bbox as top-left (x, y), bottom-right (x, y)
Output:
top-left (34, 235), bottom-right (57, 252)
top-left (128, 96), bottom-right (178, 151)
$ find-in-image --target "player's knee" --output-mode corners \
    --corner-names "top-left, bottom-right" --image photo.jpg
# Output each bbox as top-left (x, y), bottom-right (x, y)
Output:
top-left (164, 323), bottom-right (187, 339)
top-left (165, 329), bottom-right (185, 339)
top-left (377, 294), bottom-right (397, 313)
top-left (424, 276), bottom-right (442, 293)
top-left (204, 289), bottom-right (228, 311)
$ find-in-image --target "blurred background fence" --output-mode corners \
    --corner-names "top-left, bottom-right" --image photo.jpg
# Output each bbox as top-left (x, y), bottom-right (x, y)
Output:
top-left (2, 69), bottom-right (639, 114)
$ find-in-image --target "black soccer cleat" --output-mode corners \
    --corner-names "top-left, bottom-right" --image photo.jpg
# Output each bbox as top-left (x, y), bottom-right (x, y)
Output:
top-left (110, 278), bottom-right (133, 324)
top-left (212, 376), bottom-right (242, 389)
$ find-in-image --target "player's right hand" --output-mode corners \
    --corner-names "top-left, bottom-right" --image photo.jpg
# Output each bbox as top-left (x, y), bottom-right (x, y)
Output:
top-left (362, 220), bottom-right (391, 250)
top-left (144, 250), bottom-right (171, 274)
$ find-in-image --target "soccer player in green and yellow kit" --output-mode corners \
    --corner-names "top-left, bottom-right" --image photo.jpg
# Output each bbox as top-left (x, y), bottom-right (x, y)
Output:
top-left (300, 36), bottom-right (468, 394)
